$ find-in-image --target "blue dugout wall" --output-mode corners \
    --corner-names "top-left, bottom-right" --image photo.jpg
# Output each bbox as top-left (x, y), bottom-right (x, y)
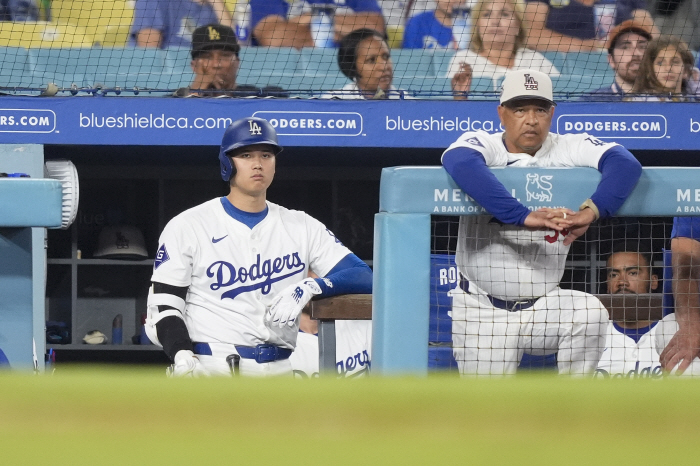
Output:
top-left (372, 167), bottom-right (700, 376)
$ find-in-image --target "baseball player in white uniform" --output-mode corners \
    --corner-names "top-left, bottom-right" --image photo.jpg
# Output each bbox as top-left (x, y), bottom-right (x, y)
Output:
top-left (290, 311), bottom-right (372, 378)
top-left (441, 69), bottom-right (643, 376)
top-left (595, 241), bottom-right (662, 379)
top-left (146, 117), bottom-right (373, 377)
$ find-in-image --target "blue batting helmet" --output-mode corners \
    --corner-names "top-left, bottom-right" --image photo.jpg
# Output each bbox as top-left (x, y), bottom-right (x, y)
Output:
top-left (218, 117), bottom-right (283, 182)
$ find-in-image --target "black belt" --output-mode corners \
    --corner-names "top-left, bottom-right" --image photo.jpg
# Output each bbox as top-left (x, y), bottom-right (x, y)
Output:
top-left (193, 342), bottom-right (292, 364)
top-left (459, 276), bottom-right (539, 312)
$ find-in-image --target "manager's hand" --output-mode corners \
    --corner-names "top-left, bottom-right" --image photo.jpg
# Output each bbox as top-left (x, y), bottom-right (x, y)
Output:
top-left (660, 320), bottom-right (700, 374)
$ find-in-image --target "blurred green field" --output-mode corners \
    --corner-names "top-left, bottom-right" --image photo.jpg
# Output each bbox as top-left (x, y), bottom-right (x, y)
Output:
top-left (1, 367), bottom-right (699, 465)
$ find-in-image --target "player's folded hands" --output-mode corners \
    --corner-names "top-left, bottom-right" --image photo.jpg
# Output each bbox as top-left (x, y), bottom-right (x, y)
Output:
top-left (266, 278), bottom-right (322, 328)
top-left (168, 350), bottom-right (210, 377)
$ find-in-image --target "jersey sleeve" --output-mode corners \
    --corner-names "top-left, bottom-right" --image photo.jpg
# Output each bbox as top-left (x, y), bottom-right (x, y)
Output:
top-left (672, 217), bottom-right (700, 240)
top-left (150, 215), bottom-right (197, 288)
top-left (304, 215), bottom-right (353, 278)
top-left (402, 15), bottom-right (423, 49)
top-left (130, 0), bottom-right (164, 36)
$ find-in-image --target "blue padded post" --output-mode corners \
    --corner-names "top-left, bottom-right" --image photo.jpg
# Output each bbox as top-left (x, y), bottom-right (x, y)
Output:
top-left (0, 144), bottom-right (59, 371)
top-left (372, 212), bottom-right (431, 375)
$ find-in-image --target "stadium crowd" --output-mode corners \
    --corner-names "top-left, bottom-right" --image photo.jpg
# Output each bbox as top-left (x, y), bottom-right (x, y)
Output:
top-left (0, 0), bottom-right (698, 99)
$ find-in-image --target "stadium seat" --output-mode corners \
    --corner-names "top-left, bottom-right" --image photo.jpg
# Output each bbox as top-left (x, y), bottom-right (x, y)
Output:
top-left (430, 48), bottom-right (456, 77)
top-left (386, 25), bottom-right (404, 49)
top-left (552, 74), bottom-right (613, 97)
top-left (0, 47), bottom-right (31, 87)
top-left (277, 73), bottom-right (349, 96)
top-left (541, 51), bottom-right (567, 75)
top-left (50, 0), bottom-right (135, 47)
top-left (28, 48), bottom-right (168, 88)
top-left (298, 47), bottom-right (339, 77)
top-left (391, 48), bottom-right (435, 77)
top-left (0, 22), bottom-right (93, 48)
top-left (564, 51), bottom-right (610, 76)
top-left (240, 47), bottom-right (300, 75)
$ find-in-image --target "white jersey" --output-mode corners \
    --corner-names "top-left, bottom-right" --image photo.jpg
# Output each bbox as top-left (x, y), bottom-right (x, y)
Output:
top-left (443, 130), bottom-right (616, 299)
top-left (595, 321), bottom-right (662, 379)
top-left (290, 320), bottom-right (372, 378)
top-left (151, 198), bottom-right (352, 350)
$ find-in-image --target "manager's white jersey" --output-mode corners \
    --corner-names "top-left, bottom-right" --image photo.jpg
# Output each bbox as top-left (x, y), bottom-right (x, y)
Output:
top-left (443, 130), bottom-right (616, 299)
top-left (290, 320), bottom-right (372, 378)
top-left (595, 321), bottom-right (662, 379)
top-left (151, 198), bottom-right (352, 350)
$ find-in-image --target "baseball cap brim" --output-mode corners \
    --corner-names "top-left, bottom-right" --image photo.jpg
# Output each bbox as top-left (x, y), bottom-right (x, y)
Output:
top-left (501, 95), bottom-right (556, 106)
top-left (605, 19), bottom-right (653, 51)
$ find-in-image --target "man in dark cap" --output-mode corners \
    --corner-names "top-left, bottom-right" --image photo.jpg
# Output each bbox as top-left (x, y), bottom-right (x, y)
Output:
top-left (178, 23), bottom-right (286, 97)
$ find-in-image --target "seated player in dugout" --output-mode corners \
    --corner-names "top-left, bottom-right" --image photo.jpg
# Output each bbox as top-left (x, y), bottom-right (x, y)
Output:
top-left (174, 24), bottom-right (287, 98)
top-left (441, 69), bottom-right (642, 376)
top-left (249, 0), bottom-right (386, 48)
top-left (595, 240), bottom-right (662, 378)
top-left (145, 117), bottom-right (373, 377)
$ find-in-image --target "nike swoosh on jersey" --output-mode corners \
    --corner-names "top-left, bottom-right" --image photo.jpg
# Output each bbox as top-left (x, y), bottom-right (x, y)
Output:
top-left (212, 235), bottom-right (228, 243)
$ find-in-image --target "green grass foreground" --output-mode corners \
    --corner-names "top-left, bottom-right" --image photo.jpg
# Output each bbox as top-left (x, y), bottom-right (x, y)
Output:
top-left (1, 367), bottom-right (698, 465)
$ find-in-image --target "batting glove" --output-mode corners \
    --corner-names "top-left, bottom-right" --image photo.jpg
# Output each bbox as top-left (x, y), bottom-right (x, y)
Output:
top-left (266, 278), bottom-right (322, 328)
top-left (167, 350), bottom-right (210, 377)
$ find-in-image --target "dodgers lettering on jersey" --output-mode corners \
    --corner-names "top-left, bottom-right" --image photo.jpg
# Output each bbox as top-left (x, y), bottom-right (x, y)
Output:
top-left (151, 198), bottom-right (351, 350)
top-left (208, 253), bottom-right (305, 299)
top-left (446, 130), bottom-right (615, 299)
top-left (595, 322), bottom-right (662, 379)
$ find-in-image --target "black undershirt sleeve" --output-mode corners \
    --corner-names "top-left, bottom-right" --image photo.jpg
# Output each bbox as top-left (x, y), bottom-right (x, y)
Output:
top-left (152, 282), bottom-right (193, 362)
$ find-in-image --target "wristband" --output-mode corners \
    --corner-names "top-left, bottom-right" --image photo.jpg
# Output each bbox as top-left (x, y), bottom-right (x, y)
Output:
top-left (579, 198), bottom-right (600, 221)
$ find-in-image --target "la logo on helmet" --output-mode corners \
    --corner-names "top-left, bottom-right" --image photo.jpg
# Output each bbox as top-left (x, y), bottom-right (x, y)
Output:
top-left (249, 120), bottom-right (262, 135)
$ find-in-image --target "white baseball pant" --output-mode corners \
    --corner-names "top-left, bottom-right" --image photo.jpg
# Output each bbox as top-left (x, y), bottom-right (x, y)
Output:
top-left (451, 287), bottom-right (608, 376)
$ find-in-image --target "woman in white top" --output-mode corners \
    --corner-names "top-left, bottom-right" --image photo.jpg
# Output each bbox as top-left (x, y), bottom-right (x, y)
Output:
top-left (447, 0), bottom-right (559, 99)
top-left (326, 28), bottom-right (407, 99)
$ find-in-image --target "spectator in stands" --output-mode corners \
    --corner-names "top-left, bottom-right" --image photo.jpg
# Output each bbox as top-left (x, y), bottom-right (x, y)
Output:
top-left (579, 19), bottom-right (652, 101)
top-left (401, 0), bottom-right (464, 49)
top-left (330, 27), bottom-right (472, 99)
top-left (626, 35), bottom-right (695, 101)
top-left (446, 0), bottom-right (559, 99)
top-left (250, 0), bottom-right (386, 48)
top-left (328, 28), bottom-right (402, 98)
top-left (595, 240), bottom-right (662, 378)
top-left (523, 0), bottom-right (657, 52)
top-left (175, 24), bottom-right (287, 98)
top-left (0, 0), bottom-right (38, 21)
top-left (130, 0), bottom-right (233, 48)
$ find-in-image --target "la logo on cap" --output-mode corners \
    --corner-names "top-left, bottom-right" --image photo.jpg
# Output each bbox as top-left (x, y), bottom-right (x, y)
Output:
top-left (208, 26), bottom-right (221, 41)
top-left (249, 120), bottom-right (262, 135)
top-left (524, 74), bottom-right (538, 90)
